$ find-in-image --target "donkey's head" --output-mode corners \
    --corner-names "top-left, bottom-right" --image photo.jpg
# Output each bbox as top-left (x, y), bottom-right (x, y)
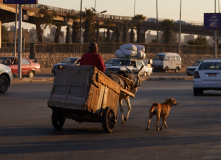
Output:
top-left (125, 65), bottom-right (144, 93)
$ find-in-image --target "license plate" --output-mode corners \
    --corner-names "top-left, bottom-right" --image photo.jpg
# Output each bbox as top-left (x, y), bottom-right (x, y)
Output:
top-left (206, 73), bottom-right (217, 77)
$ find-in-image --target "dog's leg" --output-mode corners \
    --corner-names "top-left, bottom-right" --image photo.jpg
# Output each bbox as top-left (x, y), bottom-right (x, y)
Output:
top-left (119, 99), bottom-right (125, 124)
top-left (161, 117), bottom-right (168, 130)
top-left (124, 96), bottom-right (131, 122)
top-left (156, 112), bottom-right (161, 131)
top-left (146, 112), bottom-right (154, 130)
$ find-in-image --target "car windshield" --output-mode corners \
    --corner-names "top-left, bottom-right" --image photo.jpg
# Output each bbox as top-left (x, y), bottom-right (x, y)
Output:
top-left (153, 55), bottom-right (165, 61)
top-left (198, 62), bottom-right (221, 70)
top-left (105, 59), bottom-right (115, 64)
top-left (193, 61), bottom-right (201, 66)
top-left (61, 58), bottom-right (78, 63)
top-left (113, 59), bottom-right (131, 66)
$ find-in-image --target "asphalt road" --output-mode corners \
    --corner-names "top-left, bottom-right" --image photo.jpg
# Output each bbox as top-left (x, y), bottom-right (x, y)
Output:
top-left (0, 80), bottom-right (221, 160)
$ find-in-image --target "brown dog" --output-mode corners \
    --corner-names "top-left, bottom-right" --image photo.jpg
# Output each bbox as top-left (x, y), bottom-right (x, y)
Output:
top-left (146, 98), bottom-right (178, 131)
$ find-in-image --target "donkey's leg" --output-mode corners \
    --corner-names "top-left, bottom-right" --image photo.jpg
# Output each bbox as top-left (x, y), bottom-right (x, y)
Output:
top-left (124, 96), bottom-right (131, 122)
top-left (119, 99), bottom-right (125, 124)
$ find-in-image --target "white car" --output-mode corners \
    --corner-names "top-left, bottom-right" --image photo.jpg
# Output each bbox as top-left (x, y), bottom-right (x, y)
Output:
top-left (193, 59), bottom-right (221, 96)
top-left (186, 60), bottom-right (202, 76)
top-left (0, 64), bottom-right (13, 94)
top-left (105, 58), bottom-right (152, 76)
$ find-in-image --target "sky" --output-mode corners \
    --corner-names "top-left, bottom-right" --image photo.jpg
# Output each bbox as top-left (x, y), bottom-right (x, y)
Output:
top-left (5, 0), bottom-right (218, 36)
top-left (38, 0), bottom-right (217, 23)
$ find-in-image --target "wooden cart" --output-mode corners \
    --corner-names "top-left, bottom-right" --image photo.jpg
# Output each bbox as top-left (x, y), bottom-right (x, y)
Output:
top-left (48, 65), bottom-right (134, 133)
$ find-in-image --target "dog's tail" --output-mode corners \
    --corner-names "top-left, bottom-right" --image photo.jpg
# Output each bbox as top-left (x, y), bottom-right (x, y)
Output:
top-left (149, 103), bottom-right (158, 114)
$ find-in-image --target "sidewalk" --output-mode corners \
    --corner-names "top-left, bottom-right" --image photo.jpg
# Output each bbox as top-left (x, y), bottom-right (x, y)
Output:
top-left (13, 68), bottom-right (193, 82)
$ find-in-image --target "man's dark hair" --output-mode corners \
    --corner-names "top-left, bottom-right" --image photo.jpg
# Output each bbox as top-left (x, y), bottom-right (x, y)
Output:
top-left (89, 42), bottom-right (98, 52)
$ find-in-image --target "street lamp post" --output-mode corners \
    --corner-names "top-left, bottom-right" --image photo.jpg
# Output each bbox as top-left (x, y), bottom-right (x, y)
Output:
top-left (178, 0), bottom-right (182, 55)
top-left (214, 0), bottom-right (217, 58)
top-left (134, 0), bottom-right (136, 16)
top-left (156, 0), bottom-right (159, 53)
top-left (80, 0), bottom-right (82, 43)
top-left (92, 8), bottom-right (107, 42)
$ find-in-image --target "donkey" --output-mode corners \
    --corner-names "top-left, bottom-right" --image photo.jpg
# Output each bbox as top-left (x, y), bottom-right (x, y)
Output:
top-left (106, 66), bottom-right (143, 123)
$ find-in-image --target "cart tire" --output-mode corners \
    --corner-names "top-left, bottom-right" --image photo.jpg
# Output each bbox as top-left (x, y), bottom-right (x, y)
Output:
top-left (52, 110), bottom-right (65, 130)
top-left (102, 107), bottom-right (116, 133)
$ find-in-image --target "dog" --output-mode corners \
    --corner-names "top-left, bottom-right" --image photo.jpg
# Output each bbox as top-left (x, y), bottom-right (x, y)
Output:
top-left (146, 98), bottom-right (178, 131)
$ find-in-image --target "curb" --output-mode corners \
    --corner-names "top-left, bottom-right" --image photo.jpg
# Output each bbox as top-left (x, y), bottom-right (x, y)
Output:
top-left (13, 76), bottom-right (193, 83)
top-left (13, 77), bottom-right (54, 82)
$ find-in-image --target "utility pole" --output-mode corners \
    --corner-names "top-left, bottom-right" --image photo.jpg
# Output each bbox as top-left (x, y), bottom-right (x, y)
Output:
top-left (214, 0), bottom-right (218, 58)
top-left (178, 0), bottom-right (182, 55)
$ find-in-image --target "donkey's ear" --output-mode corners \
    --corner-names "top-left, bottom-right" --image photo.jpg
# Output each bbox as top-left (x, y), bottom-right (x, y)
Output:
top-left (125, 67), bottom-right (132, 73)
top-left (137, 65), bottom-right (144, 74)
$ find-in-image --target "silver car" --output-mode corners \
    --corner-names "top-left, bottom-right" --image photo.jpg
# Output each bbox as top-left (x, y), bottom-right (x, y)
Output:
top-left (186, 60), bottom-right (201, 76)
top-left (105, 58), bottom-right (152, 76)
top-left (0, 64), bottom-right (13, 94)
top-left (193, 59), bottom-right (221, 96)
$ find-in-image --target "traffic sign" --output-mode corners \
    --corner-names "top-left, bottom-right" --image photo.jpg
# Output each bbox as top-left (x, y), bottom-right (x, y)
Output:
top-left (204, 13), bottom-right (221, 30)
top-left (3, 0), bottom-right (38, 4)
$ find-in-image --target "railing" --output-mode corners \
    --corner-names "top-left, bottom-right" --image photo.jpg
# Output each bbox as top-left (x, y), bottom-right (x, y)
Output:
top-left (0, 42), bottom-right (218, 56)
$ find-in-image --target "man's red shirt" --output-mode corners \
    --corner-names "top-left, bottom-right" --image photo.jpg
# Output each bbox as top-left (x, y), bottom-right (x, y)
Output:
top-left (80, 51), bottom-right (105, 72)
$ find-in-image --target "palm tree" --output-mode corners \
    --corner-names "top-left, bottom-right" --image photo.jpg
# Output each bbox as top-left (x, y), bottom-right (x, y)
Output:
top-left (133, 14), bottom-right (145, 43)
top-left (70, 13), bottom-right (79, 43)
top-left (82, 8), bottom-right (96, 43)
top-left (104, 19), bottom-right (114, 42)
top-left (32, 7), bottom-right (57, 43)
top-left (65, 25), bottom-right (71, 43)
top-left (161, 19), bottom-right (175, 44)
top-left (123, 21), bottom-right (128, 42)
top-left (54, 22), bottom-right (62, 43)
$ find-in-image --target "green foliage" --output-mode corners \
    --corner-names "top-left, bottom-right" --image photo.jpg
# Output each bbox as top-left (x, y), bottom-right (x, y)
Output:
top-left (161, 19), bottom-right (176, 44)
top-left (186, 36), bottom-right (208, 45)
top-left (1, 24), bottom-right (9, 42)
top-left (82, 8), bottom-right (96, 42)
top-left (133, 14), bottom-right (146, 43)
top-left (33, 7), bottom-right (57, 42)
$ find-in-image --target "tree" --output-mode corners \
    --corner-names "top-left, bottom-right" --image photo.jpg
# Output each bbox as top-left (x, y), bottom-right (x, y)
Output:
top-left (133, 14), bottom-right (145, 43)
top-left (161, 19), bottom-right (176, 44)
top-left (65, 25), bottom-right (71, 43)
top-left (104, 19), bottom-right (114, 42)
top-left (82, 8), bottom-right (96, 43)
top-left (186, 36), bottom-right (208, 45)
top-left (70, 13), bottom-right (79, 43)
top-left (33, 7), bottom-right (57, 43)
top-left (1, 24), bottom-right (9, 42)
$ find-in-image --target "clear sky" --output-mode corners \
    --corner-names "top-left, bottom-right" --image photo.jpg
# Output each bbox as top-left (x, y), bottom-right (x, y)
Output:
top-left (38, 0), bottom-right (217, 23)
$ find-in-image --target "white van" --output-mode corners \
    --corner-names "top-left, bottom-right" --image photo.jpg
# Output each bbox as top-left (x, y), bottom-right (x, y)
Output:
top-left (152, 52), bottom-right (182, 72)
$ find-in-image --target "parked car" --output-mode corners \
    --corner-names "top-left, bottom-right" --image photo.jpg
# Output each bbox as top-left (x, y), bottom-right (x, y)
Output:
top-left (0, 64), bottom-right (13, 94)
top-left (175, 20), bottom-right (190, 25)
top-left (186, 60), bottom-right (202, 76)
top-left (0, 57), bottom-right (40, 78)
top-left (52, 57), bottom-right (81, 76)
top-left (105, 58), bottom-right (152, 76)
top-left (193, 59), bottom-right (221, 96)
top-left (152, 52), bottom-right (182, 72)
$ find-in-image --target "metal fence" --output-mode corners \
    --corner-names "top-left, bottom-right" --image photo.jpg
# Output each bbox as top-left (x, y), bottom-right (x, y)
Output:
top-left (0, 42), bottom-right (219, 56)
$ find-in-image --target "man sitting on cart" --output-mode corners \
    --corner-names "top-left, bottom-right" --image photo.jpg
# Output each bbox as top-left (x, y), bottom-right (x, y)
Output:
top-left (80, 42), bottom-right (105, 72)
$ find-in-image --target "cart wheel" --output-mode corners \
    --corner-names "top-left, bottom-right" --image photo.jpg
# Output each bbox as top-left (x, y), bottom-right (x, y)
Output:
top-left (52, 110), bottom-right (65, 130)
top-left (102, 107), bottom-right (116, 133)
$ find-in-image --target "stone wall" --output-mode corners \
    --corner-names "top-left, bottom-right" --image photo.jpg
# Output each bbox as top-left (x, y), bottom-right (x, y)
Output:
top-left (1, 52), bottom-right (220, 68)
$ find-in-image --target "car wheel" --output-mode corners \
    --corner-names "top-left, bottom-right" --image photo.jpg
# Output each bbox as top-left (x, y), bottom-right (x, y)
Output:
top-left (0, 75), bottom-right (9, 94)
top-left (28, 71), bottom-right (34, 78)
top-left (164, 66), bottom-right (169, 73)
top-left (193, 88), bottom-right (203, 96)
top-left (175, 66), bottom-right (180, 72)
